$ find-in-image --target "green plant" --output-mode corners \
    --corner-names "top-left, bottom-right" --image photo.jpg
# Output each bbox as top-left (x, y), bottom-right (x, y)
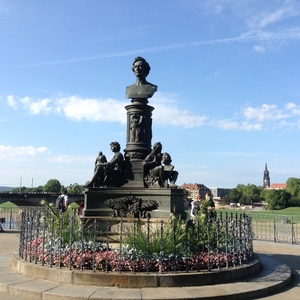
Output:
top-left (40, 200), bottom-right (81, 244)
top-left (124, 214), bottom-right (186, 256)
top-left (123, 213), bottom-right (228, 256)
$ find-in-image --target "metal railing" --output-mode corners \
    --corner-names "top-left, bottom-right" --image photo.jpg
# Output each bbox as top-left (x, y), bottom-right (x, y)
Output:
top-left (2, 207), bottom-right (300, 245)
top-left (17, 208), bottom-right (253, 273)
top-left (251, 213), bottom-right (300, 244)
top-left (0, 206), bottom-right (43, 230)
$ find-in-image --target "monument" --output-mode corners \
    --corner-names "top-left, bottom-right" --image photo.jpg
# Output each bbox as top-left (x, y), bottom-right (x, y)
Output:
top-left (84, 57), bottom-right (185, 218)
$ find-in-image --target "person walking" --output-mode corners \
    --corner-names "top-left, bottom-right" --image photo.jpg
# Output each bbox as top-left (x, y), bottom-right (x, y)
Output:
top-left (202, 192), bottom-right (215, 220)
top-left (56, 190), bottom-right (69, 213)
top-left (190, 195), bottom-right (203, 220)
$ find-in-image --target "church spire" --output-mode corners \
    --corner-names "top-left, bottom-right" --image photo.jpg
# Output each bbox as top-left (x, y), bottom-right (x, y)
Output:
top-left (263, 162), bottom-right (270, 188)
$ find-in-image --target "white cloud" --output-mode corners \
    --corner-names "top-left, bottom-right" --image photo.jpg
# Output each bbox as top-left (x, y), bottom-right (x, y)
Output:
top-left (243, 104), bottom-right (290, 121)
top-left (285, 102), bottom-right (300, 116)
top-left (5, 94), bottom-right (300, 131)
top-left (210, 101), bottom-right (300, 131)
top-left (8, 93), bottom-right (208, 128)
top-left (151, 93), bottom-right (208, 128)
top-left (55, 96), bottom-right (127, 123)
top-left (57, 93), bottom-right (208, 128)
top-left (246, 3), bottom-right (298, 29)
top-left (240, 122), bottom-right (262, 131)
top-left (253, 45), bottom-right (266, 53)
top-left (6, 95), bottom-right (18, 109)
top-left (20, 97), bottom-right (52, 114)
top-left (285, 102), bottom-right (296, 110)
top-left (50, 154), bottom-right (94, 164)
top-left (214, 3), bottom-right (225, 14)
top-left (211, 119), bottom-right (262, 131)
top-left (251, 9), bottom-right (288, 28)
top-left (211, 119), bottom-right (239, 130)
top-left (0, 145), bottom-right (49, 159)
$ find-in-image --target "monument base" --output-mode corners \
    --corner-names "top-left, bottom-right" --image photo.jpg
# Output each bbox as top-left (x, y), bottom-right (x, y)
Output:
top-left (84, 187), bottom-right (186, 219)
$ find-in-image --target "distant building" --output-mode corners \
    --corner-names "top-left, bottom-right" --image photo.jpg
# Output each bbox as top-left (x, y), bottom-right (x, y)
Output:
top-left (180, 183), bottom-right (231, 200)
top-left (267, 183), bottom-right (287, 190)
top-left (263, 163), bottom-right (286, 190)
top-left (209, 187), bottom-right (231, 199)
top-left (180, 183), bottom-right (210, 200)
top-left (263, 163), bottom-right (270, 188)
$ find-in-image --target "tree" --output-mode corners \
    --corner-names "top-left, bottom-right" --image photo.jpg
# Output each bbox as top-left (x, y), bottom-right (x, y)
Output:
top-left (66, 183), bottom-right (84, 194)
top-left (44, 179), bottom-right (61, 193)
top-left (286, 178), bottom-right (300, 199)
top-left (239, 195), bottom-right (252, 206)
top-left (34, 185), bottom-right (44, 193)
top-left (228, 188), bottom-right (241, 203)
top-left (182, 188), bottom-right (191, 201)
top-left (287, 196), bottom-right (300, 207)
top-left (264, 189), bottom-right (290, 210)
top-left (236, 184), bottom-right (262, 198)
top-left (11, 186), bottom-right (27, 193)
top-left (222, 196), bottom-right (231, 205)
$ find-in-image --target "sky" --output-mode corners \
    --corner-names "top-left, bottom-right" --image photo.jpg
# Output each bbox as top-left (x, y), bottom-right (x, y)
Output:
top-left (1, 0), bottom-right (300, 189)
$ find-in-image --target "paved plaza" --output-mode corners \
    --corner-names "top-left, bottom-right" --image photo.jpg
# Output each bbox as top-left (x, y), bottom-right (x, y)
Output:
top-left (0, 230), bottom-right (299, 299)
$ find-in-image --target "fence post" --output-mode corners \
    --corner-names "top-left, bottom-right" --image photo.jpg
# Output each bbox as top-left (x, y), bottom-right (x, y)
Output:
top-left (9, 207), bottom-right (13, 229)
top-left (291, 216), bottom-right (294, 245)
top-left (273, 215), bottom-right (276, 242)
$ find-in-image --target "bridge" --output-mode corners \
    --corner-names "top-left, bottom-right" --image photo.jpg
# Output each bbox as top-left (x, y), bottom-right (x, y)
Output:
top-left (0, 193), bottom-right (84, 206)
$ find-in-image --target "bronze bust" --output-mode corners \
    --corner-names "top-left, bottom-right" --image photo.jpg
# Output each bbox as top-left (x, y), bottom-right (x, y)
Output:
top-left (126, 56), bottom-right (157, 99)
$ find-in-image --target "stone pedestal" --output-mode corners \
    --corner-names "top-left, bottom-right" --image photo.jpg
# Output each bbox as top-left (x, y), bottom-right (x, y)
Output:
top-left (84, 187), bottom-right (186, 219)
top-left (123, 160), bottom-right (145, 188)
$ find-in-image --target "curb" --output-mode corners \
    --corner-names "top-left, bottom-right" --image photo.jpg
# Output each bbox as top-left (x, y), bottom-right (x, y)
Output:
top-left (11, 253), bottom-right (261, 288)
top-left (0, 253), bottom-right (292, 300)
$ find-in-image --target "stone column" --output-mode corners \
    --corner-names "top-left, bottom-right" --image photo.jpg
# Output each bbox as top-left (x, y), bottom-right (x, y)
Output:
top-left (123, 98), bottom-right (154, 188)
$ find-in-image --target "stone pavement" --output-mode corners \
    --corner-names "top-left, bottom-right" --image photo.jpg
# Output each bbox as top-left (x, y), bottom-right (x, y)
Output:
top-left (253, 240), bottom-right (300, 300)
top-left (0, 230), bottom-right (299, 300)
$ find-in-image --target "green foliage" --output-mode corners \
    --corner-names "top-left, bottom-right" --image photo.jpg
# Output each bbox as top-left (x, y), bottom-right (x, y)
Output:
top-left (40, 200), bottom-right (81, 244)
top-left (222, 195), bottom-right (230, 205)
top-left (124, 213), bottom-right (226, 256)
top-left (264, 189), bottom-right (290, 210)
top-left (8, 181), bottom-right (85, 194)
top-left (182, 188), bottom-right (191, 198)
top-left (25, 185), bottom-right (44, 193)
top-left (286, 178), bottom-right (300, 199)
top-left (10, 185), bottom-right (45, 193)
top-left (287, 196), bottom-right (300, 207)
top-left (44, 179), bottom-right (62, 193)
top-left (228, 188), bottom-right (241, 203)
top-left (239, 195), bottom-right (251, 206)
top-left (65, 183), bottom-right (84, 194)
top-left (225, 184), bottom-right (264, 205)
top-left (124, 216), bottom-right (186, 255)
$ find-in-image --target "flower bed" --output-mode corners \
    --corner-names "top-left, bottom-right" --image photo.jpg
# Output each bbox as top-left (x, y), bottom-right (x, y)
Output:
top-left (19, 204), bottom-right (253, 273)
top-left (25, 238), bottom-right (248, 272)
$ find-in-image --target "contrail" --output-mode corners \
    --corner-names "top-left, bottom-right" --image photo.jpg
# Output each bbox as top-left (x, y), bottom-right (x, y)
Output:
top-left (3, 28), bottom-right (300, 68)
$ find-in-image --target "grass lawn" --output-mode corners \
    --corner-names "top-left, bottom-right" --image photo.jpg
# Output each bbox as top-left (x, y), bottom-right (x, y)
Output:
top-left (252, 207), bottom-right (300, 216)
top-left (216, 207), bottom-right (300, 217)
top-left (0, 201), bottom-right (18, 208)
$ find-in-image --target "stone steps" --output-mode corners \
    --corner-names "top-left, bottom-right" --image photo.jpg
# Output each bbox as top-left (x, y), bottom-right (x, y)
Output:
top-left (0, 253), bottom-right (291, 300)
